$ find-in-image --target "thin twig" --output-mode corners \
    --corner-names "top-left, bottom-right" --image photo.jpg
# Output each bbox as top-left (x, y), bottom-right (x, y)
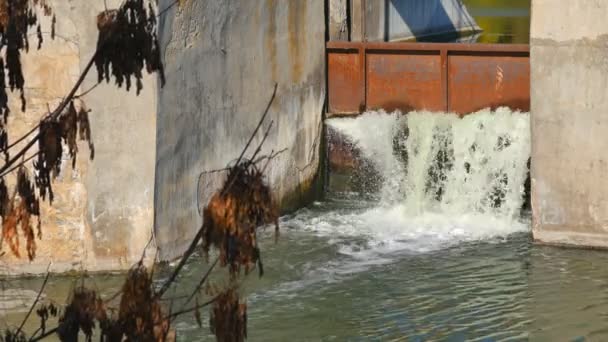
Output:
top-left (17, 263), bottom-right (51, 337)
top-left (157, 0), bottom-right (181, 18)
top-left (50, 52), bottom-right (99, 122)
top-left (199, 167), bottom-right (231, 175)
top-left (259, 149), bottom-right (274, 174)
top-left (155, 227), bottom-right (204, 299)
top-left (221, 83), bottom-right (277, 196)
top-left (139, 234), bottom-right (155, 263)
top-left (248, 120), bottom-right (274, 166)
top-left (0, 151), bottom-right (39, 178)
top-left (184, 257), bottom-right (219, 305)
top-left (0, 131), bottom-right (39, 175)
top-left (218, 120), bottom-right (275, 200)
top-left (29, 326), bottom-right (43, 341)
top-left (222, 119), bottom-right (275, 196)
top-left (73, 81), bottom-right (101, 99)
top-left (1, 124), bottom-right (39, 154)
top-left (158, 294), bottom-right (191, 302)
top-left (234, 83), bottom-right (277, 167)
top-left (253, 148), bottom-right (288, 166)
top-left (0, 51), bottom-right (98, 175)
top-left (166, 296), bottom-right (218, 321)
top-left (29, 326), bottom-right (57, 342)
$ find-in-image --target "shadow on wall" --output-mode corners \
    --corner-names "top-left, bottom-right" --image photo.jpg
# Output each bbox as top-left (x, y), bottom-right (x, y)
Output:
top-left (384, 0), bottom-right (480, 42)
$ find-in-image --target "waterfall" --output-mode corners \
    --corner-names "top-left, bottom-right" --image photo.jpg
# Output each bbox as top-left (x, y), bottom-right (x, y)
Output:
top-left (326, 107), bottom-right (531, 222)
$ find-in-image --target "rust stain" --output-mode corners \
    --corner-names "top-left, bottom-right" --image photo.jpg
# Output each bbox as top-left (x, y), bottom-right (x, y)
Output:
top-left (327, 51), bottom-right (363, 113)
top-left (327, 42), bottom-right (530, 115)
top-left (288, 0), bottom-right (305, 83)
top-left (367, 53), bottom-right (444, 112)
top-left (266, 0), bottom-right (277, 83)
top-left (448, 55), bottom-right (530, 114)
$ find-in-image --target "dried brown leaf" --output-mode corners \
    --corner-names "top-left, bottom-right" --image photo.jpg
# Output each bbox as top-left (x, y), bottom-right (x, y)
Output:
top-left (210, 288), bottom-right (247, 342)
top-left (202, 162), bottom-right (278, 276)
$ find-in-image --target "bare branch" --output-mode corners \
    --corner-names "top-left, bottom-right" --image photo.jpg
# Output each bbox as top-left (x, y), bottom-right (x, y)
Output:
top-left (0, 52), bottom-right (98, 175)
top-left (184, 257), bottom-right (219, 305)
top-left (73, 81), bottom-right (101, 99)
top-left (0, 151), bottom-right (39, 178)
top-left (154, 227), bottom-right (205, 299)
top-left (166, 296), bottom-right (218, 321)
top-left (29, 327), bottom-right (57, 342)
top-left (221, 83), bottom-right (277, 196)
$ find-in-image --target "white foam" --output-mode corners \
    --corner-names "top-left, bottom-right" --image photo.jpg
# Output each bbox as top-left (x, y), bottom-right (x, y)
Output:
top-left (285, 204), bottom-right (529, 257)
top-left (322, 108), bottom-right (531, 253)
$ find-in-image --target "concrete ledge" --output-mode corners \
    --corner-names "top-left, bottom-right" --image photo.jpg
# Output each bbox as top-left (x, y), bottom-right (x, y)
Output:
top-left (534, 230), bottom-right (608, 250)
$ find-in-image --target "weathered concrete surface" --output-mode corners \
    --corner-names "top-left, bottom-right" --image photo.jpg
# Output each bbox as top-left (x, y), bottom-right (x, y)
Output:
top-left (348, 0), bottom-right (479, 42)
top-left (329, 0), bottom-right (349, 41)
top-left (531, 1), bottom-right (608, 248)
top-left (350, 0), bottom-right (365, 41)
top-left (2, 0), bottom-right (156, 274)
top-left (155, 1), bottom-right (326, 260)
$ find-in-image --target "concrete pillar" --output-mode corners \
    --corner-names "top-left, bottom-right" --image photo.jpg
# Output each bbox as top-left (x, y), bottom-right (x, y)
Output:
top-left (2, 0), bottom-right (156, 274)
top-left (155, 0), bottom-right (326, 261)
top-left (531, 1), bottom-right (608, 247)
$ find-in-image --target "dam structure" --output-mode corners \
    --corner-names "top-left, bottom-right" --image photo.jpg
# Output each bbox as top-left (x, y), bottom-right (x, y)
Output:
top-left (1, 0), bottom-right (606, 275)
top-left (9, 1), bottom-right (608, 340)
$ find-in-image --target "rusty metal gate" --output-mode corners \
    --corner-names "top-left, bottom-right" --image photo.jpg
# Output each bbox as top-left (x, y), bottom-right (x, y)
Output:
top-left (327, 42), bottom-right (530, 116)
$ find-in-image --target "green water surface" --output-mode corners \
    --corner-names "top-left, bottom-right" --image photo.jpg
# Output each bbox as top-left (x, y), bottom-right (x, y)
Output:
top-left (3, 196), bottom-right (608, 341)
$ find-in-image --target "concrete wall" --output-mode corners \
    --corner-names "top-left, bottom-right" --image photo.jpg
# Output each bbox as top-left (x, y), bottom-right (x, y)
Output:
top-left (531, 1), bottom-right (608, 247)
top-left (2, 0), bottom-right (156, 274)
top-left (155, 0), bottom-right (326, 261)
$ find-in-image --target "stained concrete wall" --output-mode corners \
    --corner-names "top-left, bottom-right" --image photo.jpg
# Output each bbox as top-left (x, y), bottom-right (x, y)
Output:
top-left (155, 1), bottom-right (326, 261)
top-left (2, 0), bottom-right (156, 274)
top-left (531, 1), bottom-right (608, 247)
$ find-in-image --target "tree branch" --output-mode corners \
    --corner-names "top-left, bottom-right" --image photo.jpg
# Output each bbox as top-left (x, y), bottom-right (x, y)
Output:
top-left (166, 296), bottom-right (218, 321)
top-left (0, 151), bottom-right (40, 178)
top-left (0, 51), bottom-right (98, 175)
top-left (184, 257), bottom-right (218, 305)
top-left (29, 327), bottom-right (57, 342)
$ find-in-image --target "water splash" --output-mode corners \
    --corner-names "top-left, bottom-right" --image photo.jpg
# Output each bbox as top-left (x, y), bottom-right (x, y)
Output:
top-left (319, 107), bottom-right (531, 254)
top-left (327, 108), bottom-right (530, 219)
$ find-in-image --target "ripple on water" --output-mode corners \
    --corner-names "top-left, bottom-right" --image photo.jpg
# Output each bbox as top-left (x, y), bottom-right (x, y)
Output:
top-left (7, 206), bottom-right (608, 341)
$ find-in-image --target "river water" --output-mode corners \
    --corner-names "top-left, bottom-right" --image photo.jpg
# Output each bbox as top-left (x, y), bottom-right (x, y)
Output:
top-left (6, 109), bottom-right (608, 342)
top-left (463, 0), bottom-right (530, 44)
